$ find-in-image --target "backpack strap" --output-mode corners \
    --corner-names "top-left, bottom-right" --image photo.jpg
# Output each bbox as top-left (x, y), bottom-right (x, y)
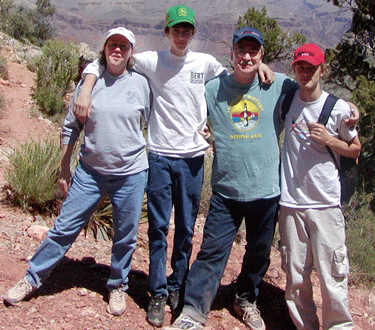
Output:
top-left (280, 89), bottom-right (297, 121)
top-left (317, 94), bottom-right (340, 169)
top-left (317, 94), bottom-right (340, 125)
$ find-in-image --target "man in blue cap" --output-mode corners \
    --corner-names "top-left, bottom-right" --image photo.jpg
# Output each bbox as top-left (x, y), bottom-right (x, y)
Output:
top-left (163, 26), bottom-right (298, 330)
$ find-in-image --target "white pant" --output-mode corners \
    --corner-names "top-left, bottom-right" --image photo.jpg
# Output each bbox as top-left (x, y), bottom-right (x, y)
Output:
top-left (279, 206), bottom-right (353, 330)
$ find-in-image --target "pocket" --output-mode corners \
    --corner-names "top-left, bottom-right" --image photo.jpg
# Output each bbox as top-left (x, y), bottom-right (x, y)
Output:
top-left (278, 240), bottom-right (288, 273)
top-left (332, 245), bottom-right (349, 278)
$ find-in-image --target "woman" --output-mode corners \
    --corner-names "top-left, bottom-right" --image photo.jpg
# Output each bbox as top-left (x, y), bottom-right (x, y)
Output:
top-left (4, 27), bottom-right (152, 316)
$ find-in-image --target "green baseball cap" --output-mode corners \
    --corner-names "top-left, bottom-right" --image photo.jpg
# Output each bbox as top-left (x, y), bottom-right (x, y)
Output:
top-left (165, 5), bottom-right (195, 27)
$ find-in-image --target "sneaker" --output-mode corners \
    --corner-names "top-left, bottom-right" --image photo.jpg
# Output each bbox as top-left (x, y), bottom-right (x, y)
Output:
top-left (163, 313), bottom-right (203, 330)
top-left (168, 289), bottom-right (181, 315)
top-left (233, 296), bottom-right (265, 330)
top-left (106, 286), bottom-right (126, 316)
top-left (147, 295), bottom-right (167, 327)
top-left (4, 277), bottom-right (37, 305)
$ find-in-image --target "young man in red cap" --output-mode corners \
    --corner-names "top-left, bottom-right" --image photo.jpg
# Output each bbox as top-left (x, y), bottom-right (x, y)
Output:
top-left (278, 43), bottom-right (361, 329)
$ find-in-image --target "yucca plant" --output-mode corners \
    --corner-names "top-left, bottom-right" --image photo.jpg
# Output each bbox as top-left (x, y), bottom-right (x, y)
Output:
top-left (4, 135), bottom-right (149, 240)
top-left (4, 138), bottom-right (60, 209)
top-left (85, 193), bottom-right (148, 240)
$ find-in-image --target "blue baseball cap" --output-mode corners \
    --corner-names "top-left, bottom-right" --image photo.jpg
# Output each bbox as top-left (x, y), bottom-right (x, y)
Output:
top-left (233, 27), bottom-right (263, 46)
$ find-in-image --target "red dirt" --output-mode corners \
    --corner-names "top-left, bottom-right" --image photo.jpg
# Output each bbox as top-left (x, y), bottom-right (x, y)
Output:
top-left (0, 45), bottom-right (374, 330)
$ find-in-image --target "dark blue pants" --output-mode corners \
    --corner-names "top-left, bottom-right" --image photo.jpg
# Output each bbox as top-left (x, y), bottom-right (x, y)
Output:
top-left (183, 192), bottom-right (279, 324)
top-left (147, 152), bottom-right (204, 297)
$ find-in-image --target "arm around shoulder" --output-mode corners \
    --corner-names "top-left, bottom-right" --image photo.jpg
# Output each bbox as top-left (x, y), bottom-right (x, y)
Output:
top-left (258, 63), bottom-right (274, 84)
top-left (73, 74), bottom-right (97, 123)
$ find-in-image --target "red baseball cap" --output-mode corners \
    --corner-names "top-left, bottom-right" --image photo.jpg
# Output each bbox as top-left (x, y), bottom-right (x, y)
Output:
top-left (292, 43), bottom-right (325, 66)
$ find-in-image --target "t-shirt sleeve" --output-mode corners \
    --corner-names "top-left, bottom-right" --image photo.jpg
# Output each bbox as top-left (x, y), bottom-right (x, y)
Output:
top-left (332, 99), bottom-right (358, 143)
top-left (82, 58), bottom-right (104, 79)
top-left (205, 55), bottom-right (227, 82)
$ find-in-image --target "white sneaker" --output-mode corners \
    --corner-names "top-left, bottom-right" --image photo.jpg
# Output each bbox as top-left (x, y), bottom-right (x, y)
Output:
top-left (106, 286), bottom-right (126, 316)
top-left (4, 276), bottom-right (37, 305)
top-left (163, 313), bottom-right (203, 330)
top-left (233, 296), bottom-right (265, 330)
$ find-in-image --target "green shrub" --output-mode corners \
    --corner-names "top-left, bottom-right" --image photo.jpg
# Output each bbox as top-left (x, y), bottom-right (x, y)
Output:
top-left (4, 138), bottom-right (61, 208)
top-left (0, 0), bottom-right (55, 46)
top-left (0, 56), bottom-right (8, 80)
top-left (32, 39), bottom-right (79, 117)
top-left (344, 192), bottom-right (375, 285)
top-left (26, 55), bottom-right (40, 73)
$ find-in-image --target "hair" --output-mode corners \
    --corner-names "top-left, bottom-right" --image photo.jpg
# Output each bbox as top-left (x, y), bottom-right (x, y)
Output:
top-left (99, 39), bottom-right (135, 70)
top-left (164, 22), bottom-right (195, 34)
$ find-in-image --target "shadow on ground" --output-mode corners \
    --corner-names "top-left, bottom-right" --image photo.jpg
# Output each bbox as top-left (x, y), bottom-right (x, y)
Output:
top-left (36, 257), bottom-right (295, 329)
top-left (36, 256), bottom-right (149, 309)
top-left (212, 281), bottom-right (296, 330)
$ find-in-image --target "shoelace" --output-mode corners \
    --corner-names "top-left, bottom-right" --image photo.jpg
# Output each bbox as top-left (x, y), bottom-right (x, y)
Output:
top-left (14, 278), bottom-right (33, 295)
top-left (110, 288), bottom-right (125, 308)
top-left (175, 314), bottom-right (201, 328)
top-left (242, 305), bottom-right (261, 322)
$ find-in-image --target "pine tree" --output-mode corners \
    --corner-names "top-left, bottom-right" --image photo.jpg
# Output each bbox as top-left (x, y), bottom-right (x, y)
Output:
top-left (237, 7), bottom-right (306, 64)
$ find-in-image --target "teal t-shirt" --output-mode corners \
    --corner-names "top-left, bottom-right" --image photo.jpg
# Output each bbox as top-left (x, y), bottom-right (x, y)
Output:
top-left (206, 73), bottom-right (296, 201)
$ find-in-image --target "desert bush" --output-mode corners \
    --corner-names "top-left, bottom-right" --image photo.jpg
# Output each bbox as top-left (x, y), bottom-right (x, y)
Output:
top-left (0, 0), bottom-right (55, 46)
top-left (26, 55), bottom-right (40, 73)
top-left (0, 92), bottom-right (6, 117)
top-left (4, 134), bottom-right (144, 240)
top-left (32, 39), bottom-right (79, 117)
top-left (4, 138), bottom-right (61, 209)
top-left (0, 56), bottom-right (8, 80)
top-left (343, 192), bottom-right (375, 285)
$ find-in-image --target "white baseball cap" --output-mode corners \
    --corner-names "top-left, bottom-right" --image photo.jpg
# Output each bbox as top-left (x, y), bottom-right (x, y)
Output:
top-left (105, 27), bottom-right (135, 45)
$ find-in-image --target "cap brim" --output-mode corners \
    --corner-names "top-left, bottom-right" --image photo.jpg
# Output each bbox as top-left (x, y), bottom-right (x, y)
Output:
top-left (166, 19), bottom-right (195, 27)
top-left (292, 58), bottom-right (323, 66)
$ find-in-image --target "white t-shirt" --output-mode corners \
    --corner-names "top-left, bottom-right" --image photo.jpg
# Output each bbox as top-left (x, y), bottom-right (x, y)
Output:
top-left (280, 91), bottom-right (358, 208)
top-left (83, 50), bottom-right (226, 158)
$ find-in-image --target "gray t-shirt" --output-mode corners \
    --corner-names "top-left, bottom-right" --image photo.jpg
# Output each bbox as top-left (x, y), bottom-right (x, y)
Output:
top-left (62, 70), bottom-right (151, 176)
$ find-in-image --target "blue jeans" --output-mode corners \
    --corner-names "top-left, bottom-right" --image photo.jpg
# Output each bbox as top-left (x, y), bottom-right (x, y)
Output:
top-left (183, 192), bottom-right (279, 324)
top-left (147, 152), bottom-right (204, 297)
top-left (26, 163), bottom-right (147, 291)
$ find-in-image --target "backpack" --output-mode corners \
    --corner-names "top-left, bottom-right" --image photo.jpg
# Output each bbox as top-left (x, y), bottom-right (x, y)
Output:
top-left (280, 89), bottom-right (358, 205)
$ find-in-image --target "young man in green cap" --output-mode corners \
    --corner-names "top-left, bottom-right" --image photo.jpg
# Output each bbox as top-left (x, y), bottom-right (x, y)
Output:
top-left (73, 5), bottom-right (273, 327)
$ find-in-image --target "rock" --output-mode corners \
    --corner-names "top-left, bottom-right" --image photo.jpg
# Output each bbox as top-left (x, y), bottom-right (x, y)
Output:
top-left (26, 225), bottom-right (49, 241)
top-left (77, 288), bottom-right (88, 296)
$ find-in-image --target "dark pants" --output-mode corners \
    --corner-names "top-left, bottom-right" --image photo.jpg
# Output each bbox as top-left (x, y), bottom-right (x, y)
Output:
top-left (183, 192), bottom-right (279, 324)
top-left (147, 152), bottom-right (204, 297)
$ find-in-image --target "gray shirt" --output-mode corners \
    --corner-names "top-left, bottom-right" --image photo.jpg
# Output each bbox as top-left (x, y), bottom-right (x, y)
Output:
top-left (62, 70), bottom-right (152, 176)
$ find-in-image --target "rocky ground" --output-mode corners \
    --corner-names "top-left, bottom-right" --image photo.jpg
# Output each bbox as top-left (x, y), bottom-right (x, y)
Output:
top-left (0, 42), bottom-right (374, 330)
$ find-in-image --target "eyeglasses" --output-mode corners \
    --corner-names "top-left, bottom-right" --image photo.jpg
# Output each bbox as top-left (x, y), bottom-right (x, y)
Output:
top-left (234, 49), bottom-right (260, 58)
top-left (107, 43), bottom-right (130, 52)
